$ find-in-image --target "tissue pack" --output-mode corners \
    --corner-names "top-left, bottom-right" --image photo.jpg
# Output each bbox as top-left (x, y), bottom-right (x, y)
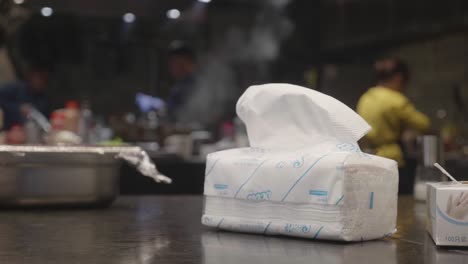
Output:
top-left (427, 182), bottom-right (468, 246)
top-left (202, 83), bottom-right (399, 241)
top-left (203, 147), bottom-right (398, 241)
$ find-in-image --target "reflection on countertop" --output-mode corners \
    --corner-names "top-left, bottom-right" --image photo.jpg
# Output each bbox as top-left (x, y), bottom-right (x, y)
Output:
top-left (0, 196), bottom-right (467, 263)
top-left (202, 231), bottom-right (396, 264)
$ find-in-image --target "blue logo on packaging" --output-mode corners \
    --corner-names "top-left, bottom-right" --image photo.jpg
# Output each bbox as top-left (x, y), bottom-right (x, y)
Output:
top-left (247, 190), bottom-right (272, 200)
top-left (309, 190), bottom-right (328, 196)
top-left (214, 184), bottom-right (228, 190)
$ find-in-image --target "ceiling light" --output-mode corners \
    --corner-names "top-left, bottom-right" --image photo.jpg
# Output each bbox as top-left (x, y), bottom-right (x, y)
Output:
top-left (166, 9), bottom-right (181, 19)
top-left (41, 7), bottom-right (53, 17)
top-left (123, 13), bottom-right (136, 23)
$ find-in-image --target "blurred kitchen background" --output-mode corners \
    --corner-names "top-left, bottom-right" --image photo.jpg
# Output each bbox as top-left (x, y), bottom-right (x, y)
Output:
top-left (0, 0), bottom-right (468, 194)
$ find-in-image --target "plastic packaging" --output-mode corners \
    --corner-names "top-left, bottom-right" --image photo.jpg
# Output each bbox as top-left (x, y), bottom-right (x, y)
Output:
top-left (202, 83), bottom-right (398, 241)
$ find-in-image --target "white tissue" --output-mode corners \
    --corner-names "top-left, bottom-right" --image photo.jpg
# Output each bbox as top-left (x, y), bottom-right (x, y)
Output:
top-left (236, 83), bottom-right (371, 149)
top-left (202, 83), bottom-right (399, 241)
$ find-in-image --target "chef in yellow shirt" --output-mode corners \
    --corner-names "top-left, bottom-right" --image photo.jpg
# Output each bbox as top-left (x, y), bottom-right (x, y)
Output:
top-left (357, 57), bottom-right (430, 194)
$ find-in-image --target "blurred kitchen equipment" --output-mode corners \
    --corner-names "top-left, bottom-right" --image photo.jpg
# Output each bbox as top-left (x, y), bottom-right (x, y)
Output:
top-left (78, 101), bottom-right (94, 144)
top-left (141, 110), bottom-right (160, 142)
top-left (63, 100), bottom-right (80, 133)
top-left (421, 135), bottom-right (443, 167)
top-left (190, 130), bottom-right (212, 157)
top-left (24, 115), bottom-right (41, 144)
top-left (135, 141), bottom-right (160, 157)
top-left (29, 107), bottom-right (51, 133)
top-left (0, 146), bottom-right (170, 207)
top-left (414, 135), bottom-right (445, 201)
top-left (164, 134), bottom-right (192, 158)
top-left (45, 111), bottom-right (83, 145)
top-left (25, 107), bottom-right (52, 144)
top-left (0, 149), bottom-right (119, 207)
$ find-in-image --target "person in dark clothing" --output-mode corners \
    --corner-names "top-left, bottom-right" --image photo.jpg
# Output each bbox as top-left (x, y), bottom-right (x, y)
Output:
top-left (0, 67), bottom-right (51, 130)
top-left (166, 42), bottom-right (197, 124)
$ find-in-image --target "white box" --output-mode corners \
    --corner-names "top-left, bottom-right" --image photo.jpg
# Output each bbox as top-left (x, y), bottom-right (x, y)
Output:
top-left (427, 182), bottom-right (468, 246)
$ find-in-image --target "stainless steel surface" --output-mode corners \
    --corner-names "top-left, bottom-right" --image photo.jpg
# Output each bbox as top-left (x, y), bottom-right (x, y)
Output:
top-left (0, 196), bottom-right (467, 263)
top-left (0, 145), bottom-right (172, 206)
top-left (415, 136), bottom-right (444, 200)
top-left (0, 145), bottom-right (171, 184)
top-left (0, 145), bottom-right (142, 153)
top-left (0, 146), bottom-right (128, 207)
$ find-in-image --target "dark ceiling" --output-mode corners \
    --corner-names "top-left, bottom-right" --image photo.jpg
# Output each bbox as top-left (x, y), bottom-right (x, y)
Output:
top-left (25, 0), bottom-right (193, 17)
top-left (23, 0), bottom-right (265, 18)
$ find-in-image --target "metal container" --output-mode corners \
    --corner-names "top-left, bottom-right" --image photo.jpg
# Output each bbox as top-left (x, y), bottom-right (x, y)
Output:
top-left (0, 146), bottom-right (124, 207)
top-left (420, 135), bottom-right (443, 167)
top-left (414, 135), bottom-right (445, 201)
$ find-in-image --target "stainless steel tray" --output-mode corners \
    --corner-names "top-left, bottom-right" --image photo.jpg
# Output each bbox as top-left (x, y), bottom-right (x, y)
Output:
top-left (0, 145), bottom-right (167, 207)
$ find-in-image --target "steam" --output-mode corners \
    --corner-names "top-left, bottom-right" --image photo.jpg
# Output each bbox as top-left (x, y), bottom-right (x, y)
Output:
top-left (178, 0), bottom-right (293, 127)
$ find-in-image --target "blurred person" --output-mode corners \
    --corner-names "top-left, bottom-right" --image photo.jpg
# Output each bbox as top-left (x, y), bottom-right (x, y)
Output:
top-left (165, 42), bottom-right (232, 140)
top-left (0, 26), bottom-right (16, 85)
top-left (0, 66), bottom-right (52, 130)
top-left (357, 57), bottom-right (430, 194)
top-left (166, 41), bottom-right (198, 125)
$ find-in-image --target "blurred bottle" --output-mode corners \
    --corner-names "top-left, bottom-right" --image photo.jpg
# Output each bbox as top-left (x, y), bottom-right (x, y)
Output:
top-left (63, 100), bottom-right (80, 133)
top-left (24, 114), bottom-right (41, 144)
top-left (78, 101), bottom-right (94, 144)
top-left (50, 111), bottom-right (66, 131)
top-left (141, 110), bottom-right (159, 142)
top-left (45, 111), bottom-right (82, 145)
top-left (45, 111), bottom-right (65, 144)
top-left (414, 135), bottom-right (445, 201)
top-left (92, 117), bottom-right (113, 144)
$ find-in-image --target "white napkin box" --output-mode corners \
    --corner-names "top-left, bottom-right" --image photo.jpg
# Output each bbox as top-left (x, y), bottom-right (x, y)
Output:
top-left (202, 83), bottom-right (399, 241)
top-left (202, 147), bottom-right (399, 241)
top-left (427, 182), bottom-right (468, 246)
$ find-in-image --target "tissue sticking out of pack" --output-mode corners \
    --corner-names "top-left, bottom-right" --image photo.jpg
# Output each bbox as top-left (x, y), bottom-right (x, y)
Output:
top-left (236, 83), bottom-right (371, 150)
top-left (202, 83), bottom-right (398, 241)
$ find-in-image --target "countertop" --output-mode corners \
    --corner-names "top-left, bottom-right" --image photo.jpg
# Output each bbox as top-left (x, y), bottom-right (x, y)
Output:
top-left (0, 196), bottom-right (467, 264)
